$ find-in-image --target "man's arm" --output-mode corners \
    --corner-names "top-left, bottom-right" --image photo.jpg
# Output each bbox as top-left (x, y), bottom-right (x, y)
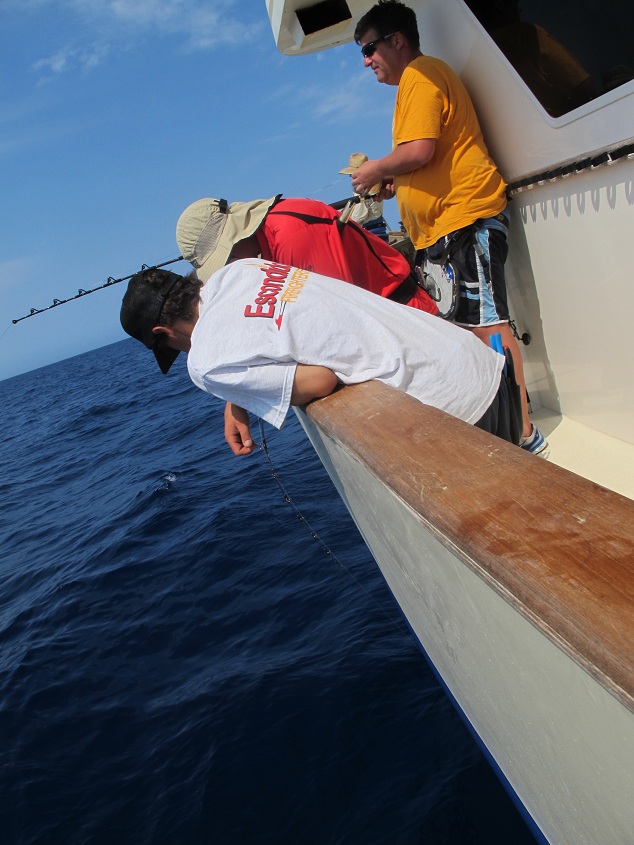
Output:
top-left (224, 402), bottom-right (256, 456)
top-left (351, 139), bottom-right (436, 196)
top-left (223, 367), bottom-right (337, 457)
top-left (290, 365), bottom-right (339, 406)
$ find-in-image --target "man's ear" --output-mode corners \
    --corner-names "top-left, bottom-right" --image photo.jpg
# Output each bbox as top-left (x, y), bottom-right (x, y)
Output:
top-left (152, 325), bottom-right (174, 341)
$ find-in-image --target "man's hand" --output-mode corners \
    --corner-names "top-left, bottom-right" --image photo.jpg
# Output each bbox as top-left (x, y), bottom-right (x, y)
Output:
top-left (351, 140), bottom-right (436, 196)
top-left (351, 160), bottom-right (386, 197)
top-left (224, 368), bottom-right (337, 456)
top-left (224, 402), bottom-right (256, 456)
top-left (376, 178), bottom-right (395, 202)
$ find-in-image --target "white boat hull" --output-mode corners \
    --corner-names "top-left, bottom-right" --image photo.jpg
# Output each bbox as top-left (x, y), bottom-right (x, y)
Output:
top-left (296, 384), bottom-right (634, 845)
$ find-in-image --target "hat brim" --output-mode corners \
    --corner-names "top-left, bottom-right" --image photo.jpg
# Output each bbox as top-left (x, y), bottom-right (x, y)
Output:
top-left (196, 196), bottom-right (280, 283)
top-left (153, 346), bottom-right (180, 375)
top-left (339, 154), bottom-right (368, 175)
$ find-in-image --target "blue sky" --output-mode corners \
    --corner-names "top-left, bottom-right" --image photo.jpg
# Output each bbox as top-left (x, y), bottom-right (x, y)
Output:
top-left (0, 0), bottom-right (399, 381)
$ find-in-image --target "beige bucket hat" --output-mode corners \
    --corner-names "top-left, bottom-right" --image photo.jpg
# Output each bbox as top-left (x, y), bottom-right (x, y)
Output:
top-left (338, 152), bottom-right (382, 195)
top-left (338, 152), bottom-right (368, 174)
top-left (176, 195), bottom-right (279, 282)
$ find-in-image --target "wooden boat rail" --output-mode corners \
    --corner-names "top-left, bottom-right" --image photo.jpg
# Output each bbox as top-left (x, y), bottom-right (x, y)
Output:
top-left (304, 381), bottom-right (634, 712)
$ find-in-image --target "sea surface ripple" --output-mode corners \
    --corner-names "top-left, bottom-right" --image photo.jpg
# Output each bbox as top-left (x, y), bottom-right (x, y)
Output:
top-left (0, 339), bottom-right (535, 844)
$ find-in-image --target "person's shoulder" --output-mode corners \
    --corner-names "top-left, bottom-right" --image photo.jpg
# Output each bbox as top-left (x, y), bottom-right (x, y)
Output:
top-left (403, 55), bottom-right (456, 85)
top-left (423, 55), bottom-right (461, 80)
top-left (409, 54), bottom-right (450, 70)
top-left (275, 197), bottom-right (332, 214)
top-left (279, 197), bottom-right (336, 215)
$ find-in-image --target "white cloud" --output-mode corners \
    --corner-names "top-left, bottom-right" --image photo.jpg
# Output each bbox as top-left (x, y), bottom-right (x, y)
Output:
top-left (11, 0), bottom-right (265, 82)
top-left (22, 0), bottom-right (265, 48)
top-left (288, 70), bottom-right (393, 125)
top-left (111, 0), bottom-right (265, 48)
top-left (32, 43), bottom-right (110, 78)
top-left (33, 48), bottom-right (71, 74)
top-left (82, 43), bottom-right (110, 69)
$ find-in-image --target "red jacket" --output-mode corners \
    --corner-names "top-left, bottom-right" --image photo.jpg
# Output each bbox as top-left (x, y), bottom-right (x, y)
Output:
top-left (255, 198), bottom-right (438, 315)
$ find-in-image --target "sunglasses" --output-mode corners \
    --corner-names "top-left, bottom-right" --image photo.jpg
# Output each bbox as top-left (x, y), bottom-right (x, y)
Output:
top-left (361, 32), bottom-right (397, 58)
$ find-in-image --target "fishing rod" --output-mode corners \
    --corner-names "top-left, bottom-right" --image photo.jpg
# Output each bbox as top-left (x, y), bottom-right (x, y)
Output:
top-left (11, 193), bottom-right (370, 325)
top-left (12, 256), bottom-right (184, 324)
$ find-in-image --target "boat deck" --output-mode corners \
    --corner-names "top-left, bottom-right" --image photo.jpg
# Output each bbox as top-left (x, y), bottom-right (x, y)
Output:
top-left (532, 408), bottom-right (634, 501)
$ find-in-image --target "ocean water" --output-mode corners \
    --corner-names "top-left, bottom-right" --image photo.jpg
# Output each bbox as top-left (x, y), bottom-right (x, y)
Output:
top-left (0, 339), bottom-right (536, 844)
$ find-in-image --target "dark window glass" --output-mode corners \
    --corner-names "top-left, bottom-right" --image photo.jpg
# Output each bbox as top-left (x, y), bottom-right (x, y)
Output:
top-left (296, 0), bottom-right (351, 35)
top-left (464, 0), bottom-right (634, 116)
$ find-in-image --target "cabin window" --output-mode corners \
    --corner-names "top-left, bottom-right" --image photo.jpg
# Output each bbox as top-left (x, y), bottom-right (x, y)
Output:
top-left (464, 0), bottom-right (634, 116)
top-left (296, 0), bottom-right (352, 36)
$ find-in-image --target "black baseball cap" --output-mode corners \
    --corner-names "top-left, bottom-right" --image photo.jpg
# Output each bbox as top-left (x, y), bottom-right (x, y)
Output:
top-left (120, 269), bottom-right (182, 374)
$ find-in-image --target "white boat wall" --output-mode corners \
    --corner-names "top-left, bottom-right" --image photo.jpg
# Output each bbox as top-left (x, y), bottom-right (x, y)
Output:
top-left (267, 1), bottom-right (634, 843)
top-left (297, 384), bottom-right (634, 845)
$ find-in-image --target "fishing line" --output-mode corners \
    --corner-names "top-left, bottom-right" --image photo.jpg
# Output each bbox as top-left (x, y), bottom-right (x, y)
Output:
top-left (309, 175), bottom-right (349, 198)
top-left (257, 419), bottom-right (410, 638)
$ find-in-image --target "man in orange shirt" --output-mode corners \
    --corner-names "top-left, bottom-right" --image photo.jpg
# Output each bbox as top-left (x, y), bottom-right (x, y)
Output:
top-left (351, 0), bottom-right (547, 455)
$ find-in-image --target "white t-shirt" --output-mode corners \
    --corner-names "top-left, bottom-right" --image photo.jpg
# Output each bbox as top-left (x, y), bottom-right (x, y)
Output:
top-left (187, 259), bottom-right (503, 429)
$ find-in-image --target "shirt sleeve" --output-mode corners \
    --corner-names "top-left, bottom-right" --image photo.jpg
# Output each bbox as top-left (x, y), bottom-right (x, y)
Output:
top-left (394, 70), bottom-right (444, 145)
top-left (198, 361), bottom-right (297, 429)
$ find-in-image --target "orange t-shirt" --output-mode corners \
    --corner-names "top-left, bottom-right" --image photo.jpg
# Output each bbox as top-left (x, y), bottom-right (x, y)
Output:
top-left (393, 56), bottom-right (507, 249)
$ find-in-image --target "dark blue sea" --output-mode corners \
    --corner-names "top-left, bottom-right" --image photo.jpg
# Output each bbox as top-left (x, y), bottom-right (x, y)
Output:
top-left (0, 339), bottom-right (536, 845)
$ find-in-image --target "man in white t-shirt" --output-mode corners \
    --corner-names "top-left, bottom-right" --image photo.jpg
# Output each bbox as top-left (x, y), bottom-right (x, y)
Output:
top-left (120, 260), bottom-right (513, 444)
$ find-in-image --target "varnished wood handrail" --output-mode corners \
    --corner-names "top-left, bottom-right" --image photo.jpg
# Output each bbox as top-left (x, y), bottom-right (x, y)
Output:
top-left (305, 381), bottom-right (634, 711)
